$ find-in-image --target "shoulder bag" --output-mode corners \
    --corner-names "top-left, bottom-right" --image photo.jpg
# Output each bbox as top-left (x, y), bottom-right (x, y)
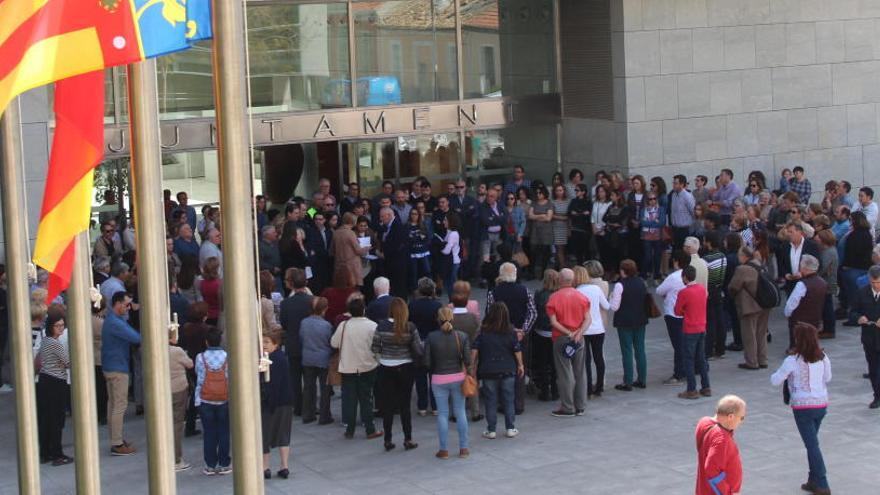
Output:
top-left (327, 321), bottom-right (347, 386)
top-left (454, 331), bottom-right (478, 398)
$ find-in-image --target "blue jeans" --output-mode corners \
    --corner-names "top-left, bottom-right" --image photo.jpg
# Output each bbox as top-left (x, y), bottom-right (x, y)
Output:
top-left (683, 333), bottom-right (710, 392)
top-left (481, 376), bottom-right (515, 432)
top-left (408, 256), bottom-right (431, 290)
top-left (199, 402), bottom-right (230, 468)
top-left (444, 263), bottom-right (460, 302)
top-left (664, 316), bottom-right (685, 379)
top-left (641, 239), bottom-right (663, 279)
top-left (793, 407), bottom-right (829, 490)
top-left (432, 381), bottom-right (469, 451)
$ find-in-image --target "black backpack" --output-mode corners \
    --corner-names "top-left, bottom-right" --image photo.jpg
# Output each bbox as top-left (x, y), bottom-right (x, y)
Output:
top-left (745, 263), bottom-right (781, 309)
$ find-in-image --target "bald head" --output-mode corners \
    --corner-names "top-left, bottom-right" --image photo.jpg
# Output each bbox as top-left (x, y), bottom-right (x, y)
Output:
top-left (559, 268), bottom-right (575, 287)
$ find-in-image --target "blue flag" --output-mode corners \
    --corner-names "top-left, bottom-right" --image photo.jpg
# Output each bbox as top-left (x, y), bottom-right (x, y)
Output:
top-left (134, 0), bottom-right (214, 58)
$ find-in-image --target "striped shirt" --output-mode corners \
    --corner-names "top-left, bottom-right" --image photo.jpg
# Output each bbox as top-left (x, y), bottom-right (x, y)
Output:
top-left (38, 336), bottom-right (69, 381)
top-left (703, 251), bottom-right (727, 294)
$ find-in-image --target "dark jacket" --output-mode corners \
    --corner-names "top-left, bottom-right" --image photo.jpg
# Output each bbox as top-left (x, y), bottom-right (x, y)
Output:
top-left (261, 349), bottom-right (292, 413)
top-left (279, 292), bottom-right (314, 358)
top-left (371, 320), bottom-right (424, 362)
top-left (424, 330), bottom-right (471, 376)
top-left (778, 238), bottom-right (821, 293)
top-left (843, 228), bottom-right (873, 270)
top-left (381, 217), bottom-right (410, 270)
top-left (258, 239), bottom-right (282, 275)
top-left (490, 282), bottom-right (529, 330)
top-left (613, 276), bottom-right (648, 328)
top-left (449, 194), bottom-right (478, 238)
top-left (473, 331), bottom-right (520, 379)
top-left (365, 294), bottom-right (392, 323)
top-left (479, 201), bottom-right (509, 241)
top-left (408, 297), bottom-right (443, 340)
top-left (850, 285), bottom-right (880, 351)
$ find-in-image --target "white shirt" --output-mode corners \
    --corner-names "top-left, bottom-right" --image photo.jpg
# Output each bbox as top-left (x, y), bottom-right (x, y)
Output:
top-left (860, 201), bottom-right (879, 233)
top-left (771, 354), bottom-right (831, 409)
top-left (789, 239), bottom-right (804, 277)
top-left (783, 281), bottom-right (807, 317)
top-left (655, 269), bottom-right (685, 318)
top-left (576, 284), bottom-right (610, 335)
top-left (592, 201), bottom-right (611, 230)
top-left (442, 230), bottom-right (461, 264)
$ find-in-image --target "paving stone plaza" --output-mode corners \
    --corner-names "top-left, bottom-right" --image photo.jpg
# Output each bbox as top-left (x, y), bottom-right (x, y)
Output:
top-left (2, 282), bottom-right (879, 494)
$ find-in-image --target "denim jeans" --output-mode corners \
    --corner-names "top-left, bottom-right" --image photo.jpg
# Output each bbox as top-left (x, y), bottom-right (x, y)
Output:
top-left (664, 316), bottom-right (685, 379)
top-left (683, 333), bottom-right (710, 392)
top-left (481, 376), bottom-right (515, 432)
top-left (199, 402), bottom-right (230, 468)
top-left (617, 327), bottom-right (647, 385)
top-left (408, 256), bottom-right (431, 291)
top-left (641, 239), bottom-right (663, 279)
top-left (793, 407), bottom-right (829, 490)
top-left (432, 381), bottom-right (469, 451)
top-left (444, 263), bottom-right (460, 302)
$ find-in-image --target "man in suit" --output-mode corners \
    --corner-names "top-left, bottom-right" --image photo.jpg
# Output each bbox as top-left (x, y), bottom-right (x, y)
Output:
top-left (379, 207), bottom-right (410, 298)
top-left (279, 268), bottom-right (313, 416)
top-left (307, 212), bottom-right (334, 295)
top-left (778, 222), bottom-right (821, 294)
top-left (365, 277), bottom-right (392, 323)
top-left (448, 178), bottom-right (478, 279)
top-left (851, 264), bottom-right (880, 409)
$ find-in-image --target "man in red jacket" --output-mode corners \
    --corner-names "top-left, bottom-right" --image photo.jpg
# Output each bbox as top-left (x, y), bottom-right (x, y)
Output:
top-left (695, 395), bottom-right (746, 495)
top-left (675, 265), bottom-right (711, 399)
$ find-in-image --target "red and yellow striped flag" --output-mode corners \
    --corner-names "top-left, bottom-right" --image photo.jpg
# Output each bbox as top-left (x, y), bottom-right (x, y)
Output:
top-left (0, 0), bottom-right (213, 301)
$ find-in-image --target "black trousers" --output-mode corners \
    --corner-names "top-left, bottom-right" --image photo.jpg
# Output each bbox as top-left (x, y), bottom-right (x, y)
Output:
top-left (287, 354), bottom-right (304, 415)
top-left (706, 292), bottom-right (727, 356)
top-left (531, 244), bottom-right (552, 279)
top-left (302, 366), bottom-right (332, 423)
top-left (864, 344), bottom-right (880, 400)
top-left (95, 365), bottom-right (108, 424)
top-left (185, 368), bottom-right (198, 433)
top-left (37, 374), bottom-right (69, 460)
top-left (671, 226), bottom-right (690, 252)
top-left (377, 363), bottom-right (415, 442)
top-left (584, 333), bottom-right (606, 394)
top-left (530, 333), bottom-right (557, 397)
top-left (388, 265), bottom-right (409, 299)
top-left (569, 230), bottom-right (592, 266)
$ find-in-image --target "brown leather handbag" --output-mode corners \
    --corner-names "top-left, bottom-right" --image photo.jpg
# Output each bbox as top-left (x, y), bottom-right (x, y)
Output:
top-left (454, 331), bottom-right (478, 398)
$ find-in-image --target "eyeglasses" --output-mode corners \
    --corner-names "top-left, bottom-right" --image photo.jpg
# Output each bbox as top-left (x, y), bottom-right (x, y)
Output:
top-left (647, 197), bottom-right (657, 201)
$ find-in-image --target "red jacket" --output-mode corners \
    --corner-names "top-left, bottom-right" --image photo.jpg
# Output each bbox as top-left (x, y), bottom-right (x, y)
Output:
top-left (675, 283), bottom-right (708, 334)
top-left (695, 417), bottom-right (742, 495)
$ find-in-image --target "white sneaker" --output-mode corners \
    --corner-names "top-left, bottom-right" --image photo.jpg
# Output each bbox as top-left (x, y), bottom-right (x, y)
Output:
top-left (175, 460), bottom-right (192, 472)
top-left (482, 431), bottom-right (496, 439)
top-left (505, 428), bottom-right (519, 438)
top-left (0, 384), bottom-right (12, 393)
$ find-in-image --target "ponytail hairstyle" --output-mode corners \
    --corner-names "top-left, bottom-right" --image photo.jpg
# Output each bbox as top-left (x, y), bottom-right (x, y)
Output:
top-left (388, 297), bottom-right (410, 343)
top-left (437, 306), bottom-right (454, 333)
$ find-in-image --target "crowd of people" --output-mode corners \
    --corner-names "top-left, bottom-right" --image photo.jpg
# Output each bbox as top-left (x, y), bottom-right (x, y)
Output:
top-left (7, 164), bottom-right (880, 495)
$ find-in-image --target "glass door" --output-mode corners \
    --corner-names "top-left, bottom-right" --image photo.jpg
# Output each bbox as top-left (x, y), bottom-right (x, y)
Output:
top-left (341, 139), bottom-right (397, 199)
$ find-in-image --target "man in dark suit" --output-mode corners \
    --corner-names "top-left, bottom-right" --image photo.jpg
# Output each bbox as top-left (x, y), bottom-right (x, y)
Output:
top-left (365, 277), bottom-right (392, 323)
top-left (448, 178), bottom-right (478, 279)
top-left (379, 207), bottom-right (410, 298)
top-left (777, 222), bottom-right (821, 294)
top-left (279, 267), bottom-right (313, 416)
top-left (851, 265), bottom-right (880, 409)
top-left (307, 212), bottom-right (334, 295)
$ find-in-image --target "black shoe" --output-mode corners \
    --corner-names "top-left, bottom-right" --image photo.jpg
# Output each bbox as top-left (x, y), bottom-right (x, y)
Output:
top-left (515, 408), bottom-right (524, 415)
top-left (384, 442), bottom-right (396, 452)
top-left (726, 343), bottom-right (743, 351)
top-left (277, 468), bottom-right (289, 479)
top-left (759, 364), bottom-right (768, 369)
top-left (864, 373), bottom-right (871, 379)
top-left (593, 389), bottom-right (603, 397)
top-left (135, 406), bottom-right (144, 416)
top-left (767, 333), bottom-right (772, 343)
top-left (614, 384), bottom-right (633, 391)
top-left (404, 441), bottom-right (418, 451)
top-left (302, 417), bottom-right (316, 424)
top-left (551, 409), bottom-right (575, 418)
top-left (870, 399), bottom-right (880, 409)
top-left (632, 381), bottom-right (646, 389)
top-left (184, 429), bottom-right (201, 437)
top-left (263, 469), bottom-right (271, 480)
top-left (470, 414), bottom-right (484, 422)
top-left (801, 481), bottom-right (816, 492)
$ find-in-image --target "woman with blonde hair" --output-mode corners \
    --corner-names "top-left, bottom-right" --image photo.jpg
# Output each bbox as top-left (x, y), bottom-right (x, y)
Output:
top-left (424, 307), bottom-right (471, 459)
top-left (574, 266), bottom-right (610, 397)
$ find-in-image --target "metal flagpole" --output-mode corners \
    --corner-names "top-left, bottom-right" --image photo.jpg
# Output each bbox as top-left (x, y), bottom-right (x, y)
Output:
top-left (0, 100), bottom-right (41, 495)
top-left (211, 0), bottom-right (264, 492)
top-left (67, 232), bottom-right (102, 493)
top-left (127, 59), bottom-right (176, 494)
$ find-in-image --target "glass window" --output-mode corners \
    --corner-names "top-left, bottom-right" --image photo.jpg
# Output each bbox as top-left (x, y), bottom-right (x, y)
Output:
top-left (465, 125), bottom-right (557, 184)
top-left (354, 0), bottom-right (458, 105)
top-left (247, 3), bottom-right (352, 112)
top-left (462, 0), bottom-right (556, 99)
top-left (343, 140), bottom-right (397, 198)
top-left (398, 132), bottom-right (460, 179)
top-left (157, 42), bottom-right (215, 120)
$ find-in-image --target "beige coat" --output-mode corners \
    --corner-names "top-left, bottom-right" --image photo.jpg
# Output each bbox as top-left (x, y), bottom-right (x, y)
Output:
top-left (332, 226), bottom-right (366, 286)
top-left (728, 262), bottom-right (762, 317)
